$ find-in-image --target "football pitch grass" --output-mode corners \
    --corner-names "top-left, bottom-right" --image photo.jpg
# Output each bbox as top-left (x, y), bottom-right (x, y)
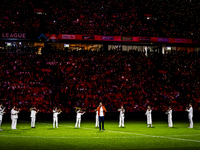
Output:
top-left (0, 120), bottom-right (200, 150)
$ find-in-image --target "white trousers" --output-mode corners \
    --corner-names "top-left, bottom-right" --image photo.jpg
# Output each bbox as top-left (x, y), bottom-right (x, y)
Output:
top-left (189, 116), bottom-right (193, 128)
top-left (119, 116), bottom-right (124, 127)
top-left (11, 119), bottom-right (17, 129)
top-left (168, 116), bottom-right (173, 127)
top-left (31, 117), bottom-right (36, 127)
top-left (147, 115), bottom-right (152, 125)
top-left (53, 117), bottom-right (58, 128)
top-left (95, 115), bottom-right (99, 127)
top-left (0, 119), bottom-right (2, 129)
top-left (75, 118), bottom-right (81, 127)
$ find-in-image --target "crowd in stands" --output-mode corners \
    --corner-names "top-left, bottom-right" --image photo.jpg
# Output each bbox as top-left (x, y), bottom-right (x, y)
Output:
top-left (0, 50), bottom-right (200, 113)
top-left (0, 45), bottom-right (38, 53)
top-left (0, 0), bottom-right (200, 39)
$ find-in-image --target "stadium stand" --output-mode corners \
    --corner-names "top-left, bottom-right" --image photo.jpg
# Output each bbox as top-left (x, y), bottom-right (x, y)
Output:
top-left (0, 0), bottom-right (200, 38)
top-left (0, 50), bottom-right (200, 113)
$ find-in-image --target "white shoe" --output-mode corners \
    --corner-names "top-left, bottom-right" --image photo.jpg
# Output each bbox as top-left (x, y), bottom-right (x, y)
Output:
top-left (147, 125), bottom-right (149, 127)
top-left (151, 125), bottom-right (153, 127)
top-left (0, 129), bottom-right (3, 131)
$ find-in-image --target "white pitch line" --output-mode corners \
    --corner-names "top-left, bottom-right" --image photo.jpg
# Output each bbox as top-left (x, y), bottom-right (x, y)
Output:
top-left (16, 121), bottom-right (200, 143)
top-left (0, 135), bottom-right (142, 139)
top-left (67, 126), bottom-right (200, 143)
top-left (167, 134), bottom-right (200, 137)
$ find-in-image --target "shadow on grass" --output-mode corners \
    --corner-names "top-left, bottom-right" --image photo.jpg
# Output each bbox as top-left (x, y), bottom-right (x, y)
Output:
top-left (47, 128), bottom-right (55, 130)
top-left (1, 129), bottom-right (12, 131)
top-left (2, 130), bottom-right (22, 134)
top-left (119, 127), bottom-right (126, 128)
top-left (171, 127), bottom-right (178, 129)
top-left (193, 127), bottom-right (200, 130)
top-left (21, 129), bottom-right (31, 131)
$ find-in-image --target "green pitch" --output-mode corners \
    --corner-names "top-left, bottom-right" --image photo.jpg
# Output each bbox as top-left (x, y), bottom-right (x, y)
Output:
top-left (0, 120), bottom-right (200, 150)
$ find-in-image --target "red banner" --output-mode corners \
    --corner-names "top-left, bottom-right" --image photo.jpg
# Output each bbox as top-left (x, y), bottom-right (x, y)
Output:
top-left (41, 34), bottom-right (193, 43)
top-left (49, 34), bottom-right (58, 40)
top-left (174, 38), bottom-right (187, 43)
top-left (132, 37), bottom-right (140, 42)
top-left (186, 39), bottom-right (193, 43)
top-left (169, 38), bottom-right (189, 43)
top-left (58, 34), bottom-right (75, 39)
top-left (151, 37), bottom-right (158, 43)
top-left (95, 35), bottom-right (102, 40)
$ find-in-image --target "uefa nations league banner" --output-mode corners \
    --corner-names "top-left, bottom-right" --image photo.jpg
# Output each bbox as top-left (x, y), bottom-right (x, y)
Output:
top-left (1, 33), bottom-right (26, 38)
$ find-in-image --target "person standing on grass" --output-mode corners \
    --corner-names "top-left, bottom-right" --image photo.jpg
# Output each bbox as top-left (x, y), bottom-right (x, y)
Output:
top-left (75, 109), bottom-right (85, 128)
top-left (145, 106), bottom-right (153, 127)
top-left (53, 107), bottom-right (62, 128)
top-left (30, 106), bottom-right (39, 128)
top-left (96, 102), bottom-right (107, 130)
top-left (0, 103), bottom-right (6, 131)
top-left (94, 108), bottom-right (99, 127)
top-left (185, 103), bottom-right (193, 128)
top-left (11, 106), bottom-right (20, 130)
top-left (165, 106), bottom-right (173, 127)
top-left (118, 106), bottom-right (125, 127)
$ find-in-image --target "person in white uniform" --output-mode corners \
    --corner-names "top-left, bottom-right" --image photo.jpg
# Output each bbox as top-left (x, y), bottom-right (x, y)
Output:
top-left (11, 106), bottom-right (20, 130)
top-left (186, 103), bottom-right (193, 128)
top-left (0, 103), bottom-right (6, 131)
top-left (53, 107), bottom-right (62, 128)
top-left (145, 106), bottom-right (152, 127)
top-left (30, 106), bottom-right (39, 128)
top-left (75, 109), bottom-right (85, 128)
top-left (165, 106), bottom-right (173, 127)
top-left (118, 106), bottom-right (125, 127)
top-left (95, 109), bottom-right (99, 127)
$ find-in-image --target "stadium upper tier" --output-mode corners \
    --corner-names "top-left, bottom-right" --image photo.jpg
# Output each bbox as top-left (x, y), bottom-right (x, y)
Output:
top-left (0, 0), bottom-right (200, 39)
